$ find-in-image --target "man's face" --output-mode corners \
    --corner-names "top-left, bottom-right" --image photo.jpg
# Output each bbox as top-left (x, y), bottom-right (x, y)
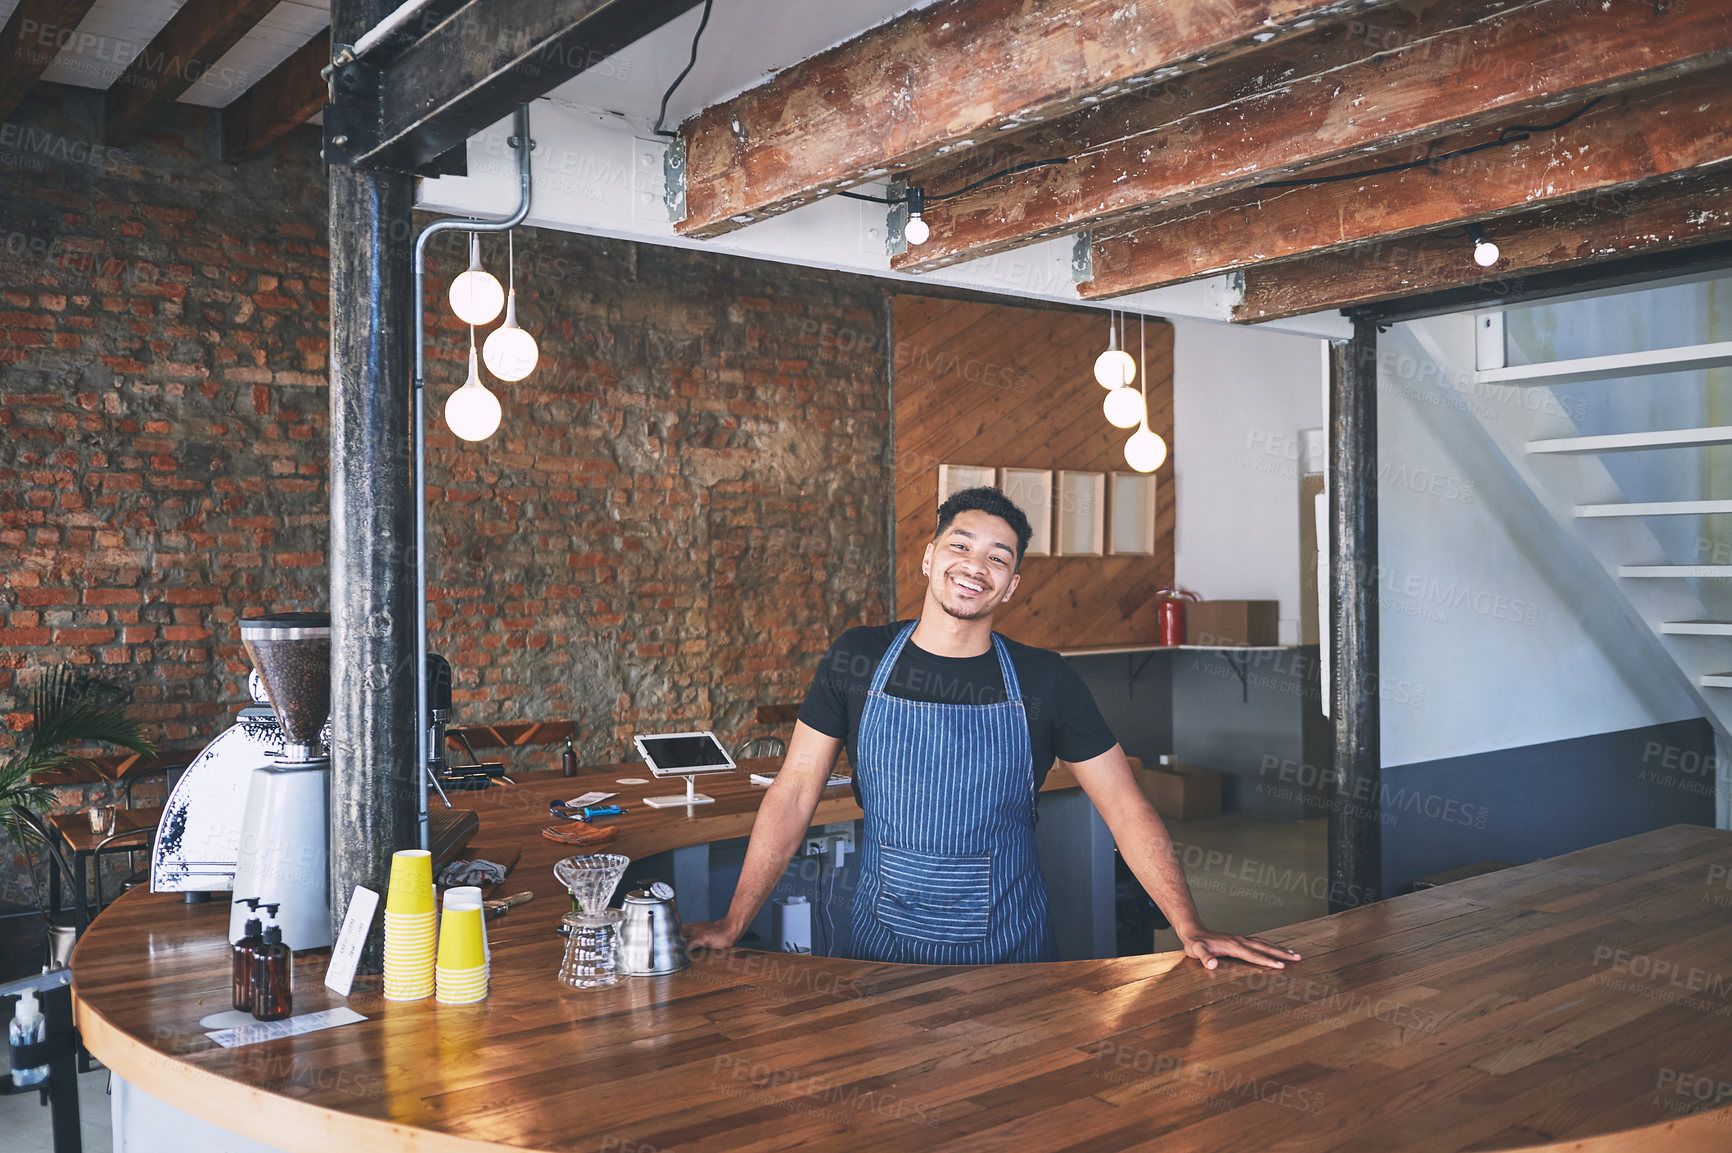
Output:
top-left (922, 509), bottom-right (1022, 621)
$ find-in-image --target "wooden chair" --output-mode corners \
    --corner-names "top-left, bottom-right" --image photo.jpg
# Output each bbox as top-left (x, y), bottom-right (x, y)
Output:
top-left (90, 825), bottom-right (157, 913)
top-left (734, 704), bottom-right (801, 760)
top-left (8, 804), bottom-right (81, 960)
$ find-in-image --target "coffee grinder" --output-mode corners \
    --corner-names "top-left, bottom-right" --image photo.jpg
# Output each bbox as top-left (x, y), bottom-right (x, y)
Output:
top-left (228, 611), bottom-right (333, 950)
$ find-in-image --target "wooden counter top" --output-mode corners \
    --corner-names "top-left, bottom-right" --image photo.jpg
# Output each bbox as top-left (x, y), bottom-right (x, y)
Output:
top-left (71, 767), bottom-right (1732, 1153)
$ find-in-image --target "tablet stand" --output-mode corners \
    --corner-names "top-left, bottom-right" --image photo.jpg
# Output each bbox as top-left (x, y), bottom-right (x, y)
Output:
top-left (643, 774), bottom-right (716, 808)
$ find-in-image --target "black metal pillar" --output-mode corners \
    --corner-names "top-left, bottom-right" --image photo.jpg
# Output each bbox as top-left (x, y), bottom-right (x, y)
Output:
top-left (327, 0), bottom-right (418, 973)
top-left (1328, 317), bottom-right (1381, 912)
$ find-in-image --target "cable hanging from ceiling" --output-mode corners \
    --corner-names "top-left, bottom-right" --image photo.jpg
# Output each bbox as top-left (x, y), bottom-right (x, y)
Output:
top-left (653, 0), bottom-right (716, 138)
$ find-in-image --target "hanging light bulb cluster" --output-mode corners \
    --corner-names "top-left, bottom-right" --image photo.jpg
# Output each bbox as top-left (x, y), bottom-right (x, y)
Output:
top-left (443, 231), bottom-right (540, 442)
top-left (1095, 312), bottom-right (1167, 473)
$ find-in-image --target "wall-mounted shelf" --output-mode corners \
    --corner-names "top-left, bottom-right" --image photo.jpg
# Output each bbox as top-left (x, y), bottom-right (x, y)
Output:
top-left (1060, 643), bottom-right (1301, 702)
top-left (1058, 644), bottom-right (1297, 657)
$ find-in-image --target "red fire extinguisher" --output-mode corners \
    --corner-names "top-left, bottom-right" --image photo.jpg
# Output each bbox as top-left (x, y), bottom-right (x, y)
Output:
top-left (1156, 588), bottom-right (1200, 647)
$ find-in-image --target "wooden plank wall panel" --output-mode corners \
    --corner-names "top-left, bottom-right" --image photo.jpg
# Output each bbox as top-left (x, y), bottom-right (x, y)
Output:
top-left (892, 295), bottom-right (1173, 650)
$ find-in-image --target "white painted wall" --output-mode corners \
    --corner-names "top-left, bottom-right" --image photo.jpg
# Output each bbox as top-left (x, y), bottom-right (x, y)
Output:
top-left (1171, 318), bottom-right (1325, 643)
top-left (1379, 320), bottom-right (1703, 767)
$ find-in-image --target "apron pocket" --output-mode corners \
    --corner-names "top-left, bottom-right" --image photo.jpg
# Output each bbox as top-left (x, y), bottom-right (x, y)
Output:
top-left (875, 844), bottom-right (992, 945)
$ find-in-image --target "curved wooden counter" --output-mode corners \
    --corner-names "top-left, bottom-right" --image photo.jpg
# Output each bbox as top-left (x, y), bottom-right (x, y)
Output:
top-left (72, 767), bottom-right (1732, 1153)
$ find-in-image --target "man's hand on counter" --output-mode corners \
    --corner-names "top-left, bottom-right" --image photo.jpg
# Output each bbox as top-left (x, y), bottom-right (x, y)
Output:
top-left (683, 919), bottom-right (743, 951)
top-left (1068, 744), bottom-right (1305, 972)
top-left (685, 723), bottom-right (846, 956)
top-left (1177, 927), bottom-right (1302, 971)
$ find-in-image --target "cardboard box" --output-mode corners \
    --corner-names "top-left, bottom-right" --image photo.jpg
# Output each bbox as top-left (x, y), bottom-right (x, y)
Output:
top-left (1136, 760), bottom-right (1223, 821)
top-left (1186, 599), bottom-right (1280, 647)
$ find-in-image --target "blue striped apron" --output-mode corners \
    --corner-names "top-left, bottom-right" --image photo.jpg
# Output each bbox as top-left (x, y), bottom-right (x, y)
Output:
top-left (848, 622), bottom-right (1056, 964)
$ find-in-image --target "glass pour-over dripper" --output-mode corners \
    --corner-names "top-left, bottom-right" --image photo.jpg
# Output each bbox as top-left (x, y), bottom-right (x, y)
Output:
top-left (555, 853), bottom-right (631, 925)
top-left (555, 853), bottom-right (631, 990)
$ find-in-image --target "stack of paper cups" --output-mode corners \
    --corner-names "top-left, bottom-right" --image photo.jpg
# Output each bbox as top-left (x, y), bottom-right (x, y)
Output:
top-left (383, 849), bottom-right (435, 1001)
top-left (435, 891), bottom-right (488, 1004)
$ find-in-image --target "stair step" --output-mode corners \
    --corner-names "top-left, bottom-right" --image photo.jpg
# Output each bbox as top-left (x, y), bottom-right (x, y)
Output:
top-left (1620, 565), bottom-right (1732, 578)
top-left (1475, 340), bottom-right (1732, 387)
top-left (1662, 621), bottom-right (1732, 636)
top-left (1577, 500), bottom-right (1732, 517)
top-left (1702, 673), bottom-right (1732, 689)
top-left (1529, 426), bottom-right (1732, 454)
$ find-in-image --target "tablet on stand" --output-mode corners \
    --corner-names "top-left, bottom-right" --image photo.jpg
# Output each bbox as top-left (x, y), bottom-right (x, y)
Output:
top-left (634, 731), bottom-right (736, 808)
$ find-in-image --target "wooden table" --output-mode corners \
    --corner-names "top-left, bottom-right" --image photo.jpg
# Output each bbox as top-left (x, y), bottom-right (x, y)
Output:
top-left (46, 805), bottom-right (162, 934)
top-left (69, 769), bottom-right (1732, 1152)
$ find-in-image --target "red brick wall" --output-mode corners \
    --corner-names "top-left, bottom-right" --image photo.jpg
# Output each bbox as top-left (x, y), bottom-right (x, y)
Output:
top-left (0, 87), bottom-right (892, 912)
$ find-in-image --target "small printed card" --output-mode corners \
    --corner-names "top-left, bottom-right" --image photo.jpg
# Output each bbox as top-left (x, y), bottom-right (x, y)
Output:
top-left (323, 886), bottom-right (379, 997)
top-left (564, 791), bottom-right (616, 807)
top-left (205, 1006), bottom-right (367, 1049)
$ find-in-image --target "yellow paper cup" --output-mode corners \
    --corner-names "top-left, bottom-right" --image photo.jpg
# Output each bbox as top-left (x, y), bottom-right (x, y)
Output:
top-left (436, 904), bottom-right (486, 971)
top-left (386, 850), bottom-right (435, 915)
top-left (443, 891), bottom-right (489, 961)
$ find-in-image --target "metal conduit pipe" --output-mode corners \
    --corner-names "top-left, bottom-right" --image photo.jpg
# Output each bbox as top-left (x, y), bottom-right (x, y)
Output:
top-left (323, 0), bottom-right (442, 77)
top-left (410, 104), bottom-right (533, 849)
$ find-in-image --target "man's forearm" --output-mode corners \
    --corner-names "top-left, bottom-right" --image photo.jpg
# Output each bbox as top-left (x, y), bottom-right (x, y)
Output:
top-left (1115, 807), bottom-right (1206, 938)
top-left (1068, 747), bottom-right (1208, 938)
top-left (715, 784), bottom-right (818, 935)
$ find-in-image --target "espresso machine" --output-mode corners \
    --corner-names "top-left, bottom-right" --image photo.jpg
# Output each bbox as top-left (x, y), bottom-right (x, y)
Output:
top-left (227, 612), bottom-right (333, 950)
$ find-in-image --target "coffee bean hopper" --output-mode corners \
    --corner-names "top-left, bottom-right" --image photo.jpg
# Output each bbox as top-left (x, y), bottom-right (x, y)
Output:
top-left (226, 612), bottom-right (334, 950)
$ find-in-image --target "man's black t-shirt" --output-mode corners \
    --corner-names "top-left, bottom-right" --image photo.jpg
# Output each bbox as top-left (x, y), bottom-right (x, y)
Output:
top-left (798, 621), bottom-right (1119, 800)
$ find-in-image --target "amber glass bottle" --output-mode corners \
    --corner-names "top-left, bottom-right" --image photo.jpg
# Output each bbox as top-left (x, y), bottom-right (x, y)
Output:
top-left (232, 899), bottom-right (264, 1012)
top-left (252, 920), bottom-right (293, 1021)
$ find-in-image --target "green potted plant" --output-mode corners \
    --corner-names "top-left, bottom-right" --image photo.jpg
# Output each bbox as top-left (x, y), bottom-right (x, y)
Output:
top-left (1, 667), bottom-right (157, 842)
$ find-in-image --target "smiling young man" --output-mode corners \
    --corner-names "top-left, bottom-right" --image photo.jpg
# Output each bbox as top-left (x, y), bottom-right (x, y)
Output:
top-left (686, 487), bottom-right (1299, 970)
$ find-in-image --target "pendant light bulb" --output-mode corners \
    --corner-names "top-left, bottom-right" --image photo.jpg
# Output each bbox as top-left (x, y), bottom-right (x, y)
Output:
top-left (445, 340), bottom-right (501, 442)
top-left (1094, 313), bottom-right (1135, 389)
top-left (1123, 313), bottom-right (1165, 470)
top-left (904, 213), bottom-right (931, 246)
top-left (449, 233), bottom-right (504, 325)
top-left (1124, 425), bottom-right (1168, 473)
top-left (482, 291), bottom-right (539, 381)
top-left (1103, 385), bottom-right (1145, 429)
top-left (1095, 348), bottom-right (1135, 389)
top-left (1466, 223), bottom-right (1500, 268)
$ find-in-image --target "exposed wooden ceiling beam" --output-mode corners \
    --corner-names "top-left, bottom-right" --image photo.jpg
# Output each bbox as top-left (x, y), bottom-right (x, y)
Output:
top-left (1081, 70), bottom-right (1732, 299)
top-left (671, 0), bottom-right (1405, 241)
top-left (893, 0), bottom-right (1732, 273)
top-left (0, 0), bottom-right (101, 119)
top-left (105, 0), bottom-right (283, 144)
top-left (325, 0), bottom-right (702, 173)
top-left (1233, 168), bottom-right (1732, 323)
top-left (220, 29), bottom-right (329, 161)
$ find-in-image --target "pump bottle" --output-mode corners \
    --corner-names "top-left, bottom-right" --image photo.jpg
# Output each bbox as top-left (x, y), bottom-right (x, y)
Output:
top-left (233, 898), bottom-right (264, 1012)
top-left (251, 904), bottom-right (293, 1021)
top-left (8, 988), bottom-right (47, 1086)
